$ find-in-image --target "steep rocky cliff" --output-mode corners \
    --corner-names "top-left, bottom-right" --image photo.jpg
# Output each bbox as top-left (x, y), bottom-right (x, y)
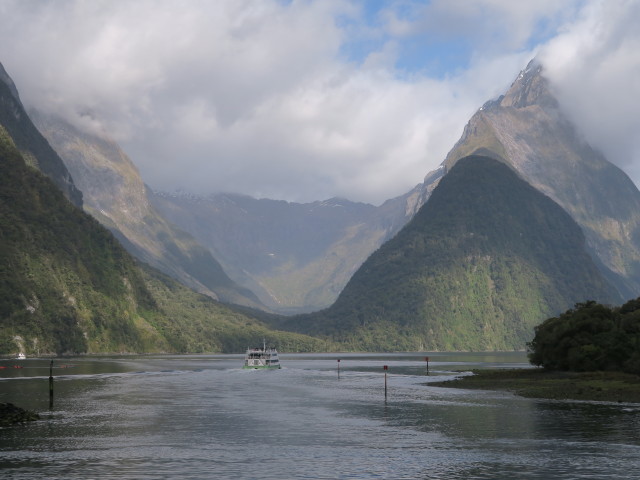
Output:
top-left (31, 111), bottom-right (264, 309)
top-left (421, 61), bottom-right (640, 299)
top-left (0, 62), bottom-right (82, 207)
top-left (281, 156), bottom-right (620, 350)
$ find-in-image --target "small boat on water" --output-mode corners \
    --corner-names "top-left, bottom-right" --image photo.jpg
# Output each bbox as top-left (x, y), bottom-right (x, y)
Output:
top-left (15, 353), bottom-right (25, 360)
top-left (243, 340), bottom-right (281, 369)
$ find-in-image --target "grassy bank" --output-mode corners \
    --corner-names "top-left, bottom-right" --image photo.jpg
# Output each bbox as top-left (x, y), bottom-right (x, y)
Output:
top-left (430, 369), bottom-right (640, 403)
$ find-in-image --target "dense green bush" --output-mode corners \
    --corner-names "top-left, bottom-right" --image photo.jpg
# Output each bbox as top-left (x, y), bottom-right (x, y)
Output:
top-left (528, 299), bottom-right (640, 373)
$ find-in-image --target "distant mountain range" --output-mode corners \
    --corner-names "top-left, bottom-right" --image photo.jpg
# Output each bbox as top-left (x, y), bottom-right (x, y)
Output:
top-left (30, 110), bottom-right (263, 309)
top-left (276, 155), bottom-right (620, 350)
top-left (29, 104), bottom-right (426, 315)
top-left (0, 62), bottom-right (325, 355)
top-left (149, 190), bottom-right (421, 313)
top-left (149, 61), bottom-right (640, 319)
top-left (3, 56), bottom-right (640, 352)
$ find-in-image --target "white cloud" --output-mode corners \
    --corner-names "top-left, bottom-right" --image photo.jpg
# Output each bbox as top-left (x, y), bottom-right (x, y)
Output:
top-left (379, 0), bottom-right (582, 56)
top-left (0, 0), bottom-right (637, 204)
top-left (539, 0), bottom-right (640, 181)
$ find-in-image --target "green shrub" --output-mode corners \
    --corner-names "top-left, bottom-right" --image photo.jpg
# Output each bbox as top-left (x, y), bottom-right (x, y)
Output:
top-left (528, 299), bottom-right (640, 373)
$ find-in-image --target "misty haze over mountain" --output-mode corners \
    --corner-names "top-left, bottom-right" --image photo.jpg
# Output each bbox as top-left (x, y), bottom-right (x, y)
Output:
top-left (2, 1), bottom-right (640, 354)
top-left (0, 1), bottom-right (638, 205)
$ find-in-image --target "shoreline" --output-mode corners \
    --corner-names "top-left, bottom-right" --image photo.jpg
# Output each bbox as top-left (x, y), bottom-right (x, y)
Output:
top-left (429, 368), bottom-right (640, 403)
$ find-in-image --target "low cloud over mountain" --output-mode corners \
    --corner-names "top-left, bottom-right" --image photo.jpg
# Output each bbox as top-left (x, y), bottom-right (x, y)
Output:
top-left (0, 1), bottom-right (637, 204)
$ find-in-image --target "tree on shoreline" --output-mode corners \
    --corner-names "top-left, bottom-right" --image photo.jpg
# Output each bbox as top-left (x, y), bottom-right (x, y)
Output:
top-left (527, 299), bottom-right (640, 374)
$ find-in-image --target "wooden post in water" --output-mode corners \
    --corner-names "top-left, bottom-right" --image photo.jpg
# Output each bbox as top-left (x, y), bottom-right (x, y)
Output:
top-left (337, 359), bottom-right (341, 378)
top-left (425, 356), bottom-right (430, 376)
top-left (383, 365), bottom-right (388, 398)
top-left (49, 359), bottom-right (54, 409)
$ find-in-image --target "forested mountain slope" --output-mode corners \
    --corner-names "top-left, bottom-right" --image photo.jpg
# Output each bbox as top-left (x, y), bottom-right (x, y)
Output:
top-left (0, 62), bottom-right (82, 207)
top-left (279, 156), bottom-right (620, 351)
top-left (31, 110), bottom-right (263, 309)
top-left (435, 61), bottom-right (640, 299)
top-left (0, 124), bottom-right (323, 355)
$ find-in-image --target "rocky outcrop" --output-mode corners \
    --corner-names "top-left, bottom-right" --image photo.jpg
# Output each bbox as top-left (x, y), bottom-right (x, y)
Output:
top-left (0, 403), bottom-right (40, 426)
top-left (418, 60), bottom-right (640, 299)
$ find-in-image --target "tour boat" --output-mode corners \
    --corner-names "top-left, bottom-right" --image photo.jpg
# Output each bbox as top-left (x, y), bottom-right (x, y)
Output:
top-left (16, 353), bottom-right (25, 360)
top-left (243, 341), bottom-right (281, 369)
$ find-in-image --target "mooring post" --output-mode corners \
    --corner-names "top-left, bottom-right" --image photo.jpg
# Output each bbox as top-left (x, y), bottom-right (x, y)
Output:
top-left (337, 358), bottom-right (341, 378)
top-left (425, 356), bottom-right (430, 375)
top-left (383, 365), bottom-right (388, 398)
top-left (49, 359), bottom-right (54, 409)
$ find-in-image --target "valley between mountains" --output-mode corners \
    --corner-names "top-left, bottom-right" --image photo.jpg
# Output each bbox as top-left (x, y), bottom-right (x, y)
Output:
top-left (2, 59), bottom-right (639, 354)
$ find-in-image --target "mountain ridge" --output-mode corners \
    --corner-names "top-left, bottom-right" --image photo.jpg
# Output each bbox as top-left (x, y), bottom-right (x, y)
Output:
top-left (416, 60), bottom-right (640, 300)
top-left (278, 155), bottom-right (620, 350)
top-left (0, 62), bottom-right (82, 207)
top-left (30, 109), bottom-right (264, 309)
top-left (0, 62), bottom-right (326, 355)
top-left (0, 123), bottom-right (325, 355)
top-left (149, 187), bottom-right (420, 313)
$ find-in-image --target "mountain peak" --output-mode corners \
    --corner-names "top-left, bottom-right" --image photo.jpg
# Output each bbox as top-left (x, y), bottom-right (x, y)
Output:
top-left (289, 155), bottom-right (619, 350)
top-left (437, 57), bottom-right (640, 301)
top-left (499, 58), bottom-right (558, 109)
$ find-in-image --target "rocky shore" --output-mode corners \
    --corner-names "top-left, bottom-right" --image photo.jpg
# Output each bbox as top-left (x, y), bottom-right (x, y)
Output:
top-left (0, 402), bottom-right (40, 426)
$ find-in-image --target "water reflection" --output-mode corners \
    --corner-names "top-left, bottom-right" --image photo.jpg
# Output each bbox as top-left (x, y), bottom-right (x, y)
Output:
top-left (532, 401), bottom-right (640, 442)
top-left (2, 353), bottom-right (640, 479)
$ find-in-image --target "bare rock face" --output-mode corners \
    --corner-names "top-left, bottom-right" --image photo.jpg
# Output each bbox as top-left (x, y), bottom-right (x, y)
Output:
top-left (422, 60), bottom-right (640, 299)
top-left (0, 62), bottom-right (83, 208)
top-left (31, 111), bottom-right (264, 309)
top-left (30, 111), bottom-right (150, 222)
top-left (284, 155), bottom-right (619, 351)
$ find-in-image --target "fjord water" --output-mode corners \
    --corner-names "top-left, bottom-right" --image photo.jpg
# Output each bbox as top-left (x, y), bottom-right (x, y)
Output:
top-left (2, 353), bottom-right (640, 479)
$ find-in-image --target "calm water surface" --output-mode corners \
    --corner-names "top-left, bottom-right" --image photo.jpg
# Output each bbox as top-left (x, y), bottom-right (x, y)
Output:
top-left (1, 352), bottom-right (640, 479)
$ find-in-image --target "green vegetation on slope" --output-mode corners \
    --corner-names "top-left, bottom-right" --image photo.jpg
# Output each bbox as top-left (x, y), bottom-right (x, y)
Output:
top-left (0, 125), bottom-right (324, 355)
top-left (0, 63), bottom-right (82, 207)
top-left (30, 110), bottom-right (263, 309)
top-left (139, 265), bottom-right (330, 353)
top-left (0, 125), bottom-right (157, 354)
top-left (444, 62), bottom-right (640, 301)
top-left (281, 155), bottom-right (619, 351)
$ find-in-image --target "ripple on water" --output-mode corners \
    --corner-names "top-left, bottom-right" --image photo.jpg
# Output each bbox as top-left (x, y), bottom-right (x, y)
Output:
top-left (2, 354), bottom-right (640, 479)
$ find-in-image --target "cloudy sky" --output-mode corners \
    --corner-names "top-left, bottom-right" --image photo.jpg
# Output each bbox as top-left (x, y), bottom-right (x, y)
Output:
top-left (0, 0), bottom-right (638, 205)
